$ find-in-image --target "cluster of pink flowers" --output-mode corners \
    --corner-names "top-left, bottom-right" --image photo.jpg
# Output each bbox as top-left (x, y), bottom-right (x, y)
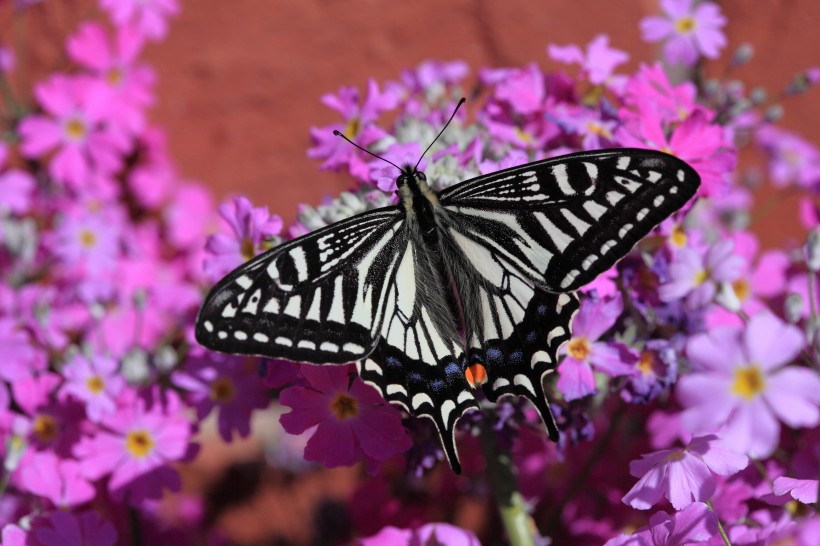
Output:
top-left (0, 0), bottom-right (818, 544)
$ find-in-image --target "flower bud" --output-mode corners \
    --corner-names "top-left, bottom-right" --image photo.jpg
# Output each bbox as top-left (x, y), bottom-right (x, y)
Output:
top-left (764, 104), bottom-right (783, 123)
top-left (804, 227), bottom-right (820, 271)
top-left (784, 292), bottom-right (804, 324)
top-left (122, 348), bottom-right (151, 384)
top-left (730, 44), bottom-right (754, 68)
top-left (716, 281), bottom-right (741, 312)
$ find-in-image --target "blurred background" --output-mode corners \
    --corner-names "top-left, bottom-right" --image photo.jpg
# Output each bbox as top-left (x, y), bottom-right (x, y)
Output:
top-left (6, 0), bottom-right (819, 544)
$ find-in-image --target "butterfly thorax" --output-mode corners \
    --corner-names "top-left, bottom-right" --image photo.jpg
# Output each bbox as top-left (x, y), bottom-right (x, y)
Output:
top-left (397, 168), bottom-right (441, 245)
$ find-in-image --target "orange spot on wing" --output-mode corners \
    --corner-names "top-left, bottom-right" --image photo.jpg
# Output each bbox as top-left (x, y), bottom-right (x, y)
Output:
top-left (465, 363), bottom-right (487, 388)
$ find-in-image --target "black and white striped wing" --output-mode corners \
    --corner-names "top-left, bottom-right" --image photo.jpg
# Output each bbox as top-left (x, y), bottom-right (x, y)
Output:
top-left (355, 241), bottom-right (478, 473)
top-left (195, 207), bottom-right (405, 363)
top-left (439, 148), bottom-right (700, 292)
top-left (439, 149), bottom-right (698, 432)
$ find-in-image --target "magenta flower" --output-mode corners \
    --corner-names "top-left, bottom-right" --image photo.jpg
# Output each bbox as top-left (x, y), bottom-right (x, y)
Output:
top-left (60, 353), bottom-right (124, 422)
top-left (488, 63), bottom-right (545, 115)
top-left (622, 63), bottom-right (701, 123)
top-left (548, 34), bottom-right (629, 91)
top-left (0, 144), bottom-right (35, 215)
top-left (30, 511), bottom-right (117, 546)
top-left (203, 196), bottom-right (283, 280)
top-left (360, 523), bottom-right (481, 546)
top-left (554, 105), bottom-right (617, 150)
top-left (678, 313), bottom-right (820, 458)
top-left (17, 451), bottom-right (96, 508)
top-left (308, 80), bottom-right (398, 180)
top-left (756, 125), bottom-right (820, 188)
top-left (99, 0), bottom-right (179, 41)
top-left (67, 22), bottom-right (155, 136)
top-left (74, 389), bottom-right (192, 504)
top-left (279, 365), bottom-right (412, 473)
top-left (604, 502), bottom-right (718, 546)
top-left (659, 240), bottom-right (744, 309)
top-left (370, 142), bottom-right (423, 192)
top-left (0, 525), bottom-right (25, 546)
top-left (173, 351), bottom-right (270, 441)
top-left (0, 317), bottom-right (47, 382)
top-left (556, 293), bottom-right (637, 401)
top-left (640, 0), bottom-right (727, 67)
top-left (622, 435), bottom-right (748, 510)
top-left (19, 75), bottom-right (125, 188)
top-left (772, 476), bottom-right (818, 504)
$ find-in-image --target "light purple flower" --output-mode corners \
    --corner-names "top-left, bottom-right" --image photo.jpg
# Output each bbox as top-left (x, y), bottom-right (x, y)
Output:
top-left (756, 125), bottom-right (820, 189)
top-left (60, 353), bottom-right (124, 422)
top-left (17, 451), bottom-right (96, 507)
top-left (556, 293), bottom-right (637, 401)
top-left (279, 365), bottom-right (412, 474)
top-left (203, 196), bottom-right (283, 280)
top-left (678, 313), bottom-right (820, 458)
top-left (30, 510), bottom-right (117, 546)
top-left (369, 142), bottom-right (423, 192)
top-left (659, 240), bottom-right (744, 309)
top-left (173, 351), bottom-right (271, 442)
top-left (623, 434), bottom-right (748, 510)
top-left (548, 34), bottom-right (629, 91)
top-left (19, 75), bottom-right (126, 188)
top-left (99, 0), bottom-right (179, 41)
top-left (640, 0), bottom-right (727, 67)
top-left (604, 502), bottom-right (718, 546)
top-left (772, 476), bottom-right (818, 504)
top-left (360, 523), bottom-right (481, 546)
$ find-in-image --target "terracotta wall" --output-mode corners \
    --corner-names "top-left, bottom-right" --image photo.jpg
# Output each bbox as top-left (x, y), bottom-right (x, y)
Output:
top-left (143, 0), bottom-right (820, 245)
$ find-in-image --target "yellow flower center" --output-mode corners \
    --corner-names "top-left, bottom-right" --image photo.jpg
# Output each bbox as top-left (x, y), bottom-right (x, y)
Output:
top-left (86, 375), bottom-right (105, 394)
top-left (661, 146), bottom-right (676, 156)
top-left (79, 228), bottom-right (97, 249)
top-left (515, 127), bottom-right (534, 144)
top-left (344, 117), bottom-right (361, 138)
top-left (694, 268), bottom-right (710, 286)
top-left (240, 238), bottom-right (255, 261)
top-left (675, 16), bottom-right (696, 34)
top-left (209, 376), bottom-right (236, 403)
top-left (106, 67), bottom-right (125, 86)
top-left (330, 392), bottom-right (358, 420)
top-left (585, 121), bottom-right (612, 138)
top-left (733, 279), bottom-right (750, 302)
top-left (567, 337), bottom-right (591, 361)
top-left (637, 351), bottom-right (657, 376)
top-left (33, 415), bottom-right (58, 442)
top-left (731, 365), bottom-right (766, 400)
top-left (64, 117), bottom-right (87, 141)
top-left (664, 450), bottom-right (686, 462)
top-left (125, 429), bottom-right (155, 459)
top-left (670, 225), bottom-right (687, 248)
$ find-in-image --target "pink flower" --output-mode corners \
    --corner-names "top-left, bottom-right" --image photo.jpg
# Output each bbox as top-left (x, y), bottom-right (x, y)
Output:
top-left (640, 0), bottom-right (727, 67)
top-left (0, 144), bottom-right (35, 215)
top-left (678, 313), bottom-right (820, 458)
top-left (772, 476), bottom-right (818, 504)
top-left (17, 451), bottom-right (96, 508)
top-left (279, 365), bottom-right (412, 473)
top-left (67, 22), bottom-right (155, 136)
top-left (548, 34), bottom-right (629, 91)
top-left (74, 389), bottom-right (192, 504)
top-left (19, 75), bottom-right (126, 188)
top-left (173, 351), bottom-right (270, 441)
top-left (556, 293), bottom-right (637, 401)
top-left (623, 435), bottom-right (748, 510)
top-left (756, 125), bottom-right (820, 189)
top-left (0, 525), bottom-right (26, 546)
top-left (369, 142), bottom-right (423, 192)
top-left (360, 523), bottom-right (481, 546)
top-left (308, 80), bottom-right (398, 180)
top-left (29, 511), bottom-right (117, 546)
top-left (99, 0), bottom-right (179, 41)
top-left (622, 63), bottom-right (701, 123)
top-left (203, 196), bottom-right (283, 281)
top-left (0, 317), bottom-right (47, 382)
top-left (60, 353), bottom-right (124, 422)
top-left (604, 502), bottom-right (718, 546)
top-left (659, 240), bottom-right (744, 309)
top-left (488, 63), bottom-right (545, 115)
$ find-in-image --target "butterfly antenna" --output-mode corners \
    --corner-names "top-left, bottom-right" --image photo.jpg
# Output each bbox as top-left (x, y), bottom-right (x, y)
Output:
top-left (332, 130), bottom-right (403, 172)
top-left (414, 97), bottom-right (466, 171)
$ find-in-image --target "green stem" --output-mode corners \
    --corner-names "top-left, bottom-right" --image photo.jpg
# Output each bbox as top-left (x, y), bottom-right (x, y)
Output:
top-left (706, 501), bottom-right (732, 546)
top-left (479, 424), bottom-right (536, 546)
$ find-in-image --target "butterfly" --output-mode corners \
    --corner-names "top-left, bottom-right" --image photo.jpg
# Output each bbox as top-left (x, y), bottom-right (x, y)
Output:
top-left (196, 106), bottom-right (700, 473)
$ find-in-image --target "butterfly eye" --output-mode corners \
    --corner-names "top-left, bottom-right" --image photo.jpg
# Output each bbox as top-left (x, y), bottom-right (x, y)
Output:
top-left (396, 176), bottom-right (408, 187)
top-left (416, 172), bottom-right (427, 182)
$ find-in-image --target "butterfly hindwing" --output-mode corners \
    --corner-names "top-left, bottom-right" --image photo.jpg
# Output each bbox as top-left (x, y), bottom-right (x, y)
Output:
top-left (440, 149), bottom-right (700, 292)
top-left (195, 207), bottom-right (405, 363)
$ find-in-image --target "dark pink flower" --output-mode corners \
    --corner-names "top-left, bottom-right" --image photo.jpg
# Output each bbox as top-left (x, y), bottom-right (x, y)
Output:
top-left (173, 351), bottom-right (270, 441)
top-left (640, 0), bottom-right (727, 67)
top-left (679, 313), bottom-right (819, 458)
top-left (30, 510), bottom-right (117, 546)
top-left (622, 63), bottom-right (702, 123)
top-left (604, 502), bottom-right (718, 546)
top-left (548, 34), bottom-right (629, 91)
top-left (99, 0), bottom-right (179, 41)
top-left (203, 196), bottom-right (283, 281)
top-left (19, 75), bottom-right (126, 188)
top-left (0, 317), bottom-right (47, 382)
top-left (360, 523), bottom-right (481, 546)
top-left (74, 389), bottom-right (192, 504)
top-left (0, 144), bottom-right (35, 215)
top-left (17, 451), bottom-right (96, 508)
top-left (557, 293), bottom-right (637, 400)
top-left (623, 435), bottom-right (748, 510)
top-left (279, 365), bottom-right (412, 473)
top-left (60, 353), bottom-right (124, 422)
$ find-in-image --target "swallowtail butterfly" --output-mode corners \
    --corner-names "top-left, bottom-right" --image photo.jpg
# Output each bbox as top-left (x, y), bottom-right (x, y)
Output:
top-left (195, 104), bottom-right (700, 473)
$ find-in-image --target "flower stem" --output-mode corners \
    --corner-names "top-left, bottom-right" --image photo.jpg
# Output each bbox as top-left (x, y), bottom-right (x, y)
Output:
top-left (706, 501), bottom-right (733, 546)
top-left (479, 426), bottom-right (536, 546)
top-left (129, 507), bottom-right (143, 546)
